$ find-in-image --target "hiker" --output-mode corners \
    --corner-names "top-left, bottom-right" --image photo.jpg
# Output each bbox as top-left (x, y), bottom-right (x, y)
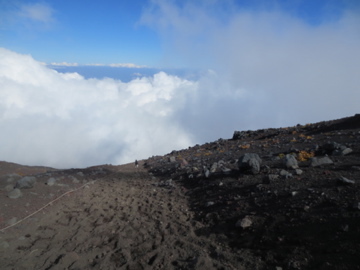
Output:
top-left (135, 160), bottom-right (139, 168)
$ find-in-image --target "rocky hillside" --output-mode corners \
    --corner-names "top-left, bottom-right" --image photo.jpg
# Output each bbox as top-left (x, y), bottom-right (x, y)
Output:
top-left (144, 114), bottom-right (360, 269)
top-left (1, 114), bottom-right (359, 270)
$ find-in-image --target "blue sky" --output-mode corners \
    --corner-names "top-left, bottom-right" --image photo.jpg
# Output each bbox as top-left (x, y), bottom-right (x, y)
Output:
top-left (1, 0), bottom-right (358, 67)
top-left (1, 0), bottom-right (160, 65)
top-left (1, 0), bottom-right (360, 168)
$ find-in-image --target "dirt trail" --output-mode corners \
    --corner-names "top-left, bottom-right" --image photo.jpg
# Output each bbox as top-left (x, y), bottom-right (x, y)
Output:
top-left (0, 164), bottom-right (249, 270)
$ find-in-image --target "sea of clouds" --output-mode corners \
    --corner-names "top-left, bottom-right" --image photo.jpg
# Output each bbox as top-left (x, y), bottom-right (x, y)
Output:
top-left (0, 48), bottom-right (202, 168)
top-left (1, 2), bottom-right (360, 168)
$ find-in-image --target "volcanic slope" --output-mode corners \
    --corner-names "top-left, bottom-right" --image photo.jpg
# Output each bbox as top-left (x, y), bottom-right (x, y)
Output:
top-left (1, 113), bottom-right (360, 269)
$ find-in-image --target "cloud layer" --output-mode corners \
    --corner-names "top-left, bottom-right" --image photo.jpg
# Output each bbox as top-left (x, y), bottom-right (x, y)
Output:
top-left (0, 48), bottom-right (197, 168)
top-left (141, 0), bottom-right (360, 127)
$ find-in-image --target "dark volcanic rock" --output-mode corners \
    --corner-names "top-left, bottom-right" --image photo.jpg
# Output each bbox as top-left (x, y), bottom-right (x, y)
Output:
top-left (145, 114), bottom-right (360, 269)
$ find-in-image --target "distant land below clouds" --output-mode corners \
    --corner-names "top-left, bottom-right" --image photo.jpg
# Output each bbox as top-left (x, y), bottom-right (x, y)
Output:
top-left (49, 65), bottom-right (201, 83)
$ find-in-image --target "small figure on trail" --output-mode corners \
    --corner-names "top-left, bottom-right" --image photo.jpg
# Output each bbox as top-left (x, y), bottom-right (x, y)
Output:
top-left (135, 160), bottom-right (139, 168)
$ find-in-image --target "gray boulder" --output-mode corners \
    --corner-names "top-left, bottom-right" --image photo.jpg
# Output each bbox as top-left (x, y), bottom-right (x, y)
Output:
top-left (8, 188), bottom-right (22, 199)
top-left (310, 156), bottom-right (333, 167)
top-left (284, 154), bottom-right (299, 169)
top-left (15, 176), bottom-right (37, 189)
top-left (334, 147), bottom-right (353, 156)
top-left (47, 177), bottom-right (56, 186)
top-left (238, 153), bottom-right (262, 174)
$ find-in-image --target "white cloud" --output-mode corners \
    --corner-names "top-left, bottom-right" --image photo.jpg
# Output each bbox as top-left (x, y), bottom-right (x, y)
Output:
top-left (19, 3), bottom-right (54, 23)
top-left (50, 62), bottom-right (79, 67)
top-left (142, 1), bottom-right (360, 128)
top-left (0, 48), bottom-right (197, 168)
top-left (49, 63), bottom-right (146, 68)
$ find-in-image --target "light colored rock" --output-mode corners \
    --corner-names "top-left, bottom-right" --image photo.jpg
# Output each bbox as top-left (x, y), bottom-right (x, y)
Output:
top-left (206, 201), bottom-right (215, 207)
top-left (338, 176), bottom-right (355, 185)
top-left (236, 216), bottom-right (253, 229)
top-left (285, 154), bottom-right (299, 169)
top-left (210, 162), bottom-right (218, 173)
top-left (295, 169), bottom-right (303, 175)
top-left (8, 188), bottom-right (22, 199)
top-left (310, 156), bottom-right (333, 167)
top-left (222, 167), bottom-right (232, 174)
top-left (47, 177), bottom-right (56, 186)
top-left (341, 148), bottom-right (353, 156)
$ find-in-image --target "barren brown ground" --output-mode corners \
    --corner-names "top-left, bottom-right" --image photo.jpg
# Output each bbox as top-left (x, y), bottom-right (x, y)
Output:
top-left (0, 162), bottom-right (252, 270)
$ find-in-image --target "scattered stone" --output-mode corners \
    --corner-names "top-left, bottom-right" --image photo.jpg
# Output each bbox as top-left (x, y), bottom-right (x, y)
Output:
top-left (238, 153), bottom-right (262, 174)
top-left (47, 177), bottom-right (56, 186)
top-left (236, 216), bottom-right (253, 229)
top-left (221, 167), bottom-right (232, 174)
top-left (204, 168), bottom-right (210, 178)
top-left (206, 201), bottom-right (215, 207)
top-left (8, 188), bottom-right (22, 199)
top-left (295, 169), bottom-right (303, 175)
top-left (210, 162), bottom-right (218, 173)
top-left (169, 156), bottom-right (176, 163)
top-left (338, 176), bottom-right (355, 185)
top-left (280, 170), bottom-right (293, 179)
top-left (338, 148), bottom-right (353, 156)
top-left (310, 156), bottom-right (333, 167)
top-left (15, 176), bottom-right (37, 189)
top-left (284, 154), bottom-right (299, 169)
